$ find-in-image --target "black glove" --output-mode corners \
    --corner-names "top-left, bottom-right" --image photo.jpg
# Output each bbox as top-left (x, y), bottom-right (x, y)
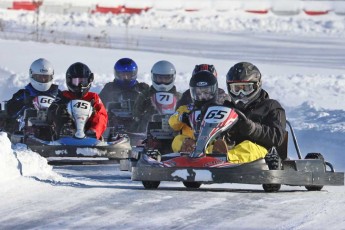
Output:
top-left (85, 129), bottom-right (97, 138)
top-left (179, 112), bottom-right (191, 127)
top-left (57, 104), bottom-right (69, 115)
top-left (235, 109), bottom-right (256, 136)
top-left (47, 104), bottom-right (71, 126)
top-left (23, 95), bottom-right (34, 106)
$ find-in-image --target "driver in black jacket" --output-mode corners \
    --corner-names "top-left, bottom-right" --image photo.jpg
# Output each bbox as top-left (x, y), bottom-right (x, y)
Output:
top-left (219, 62), bottom-right (287, 163)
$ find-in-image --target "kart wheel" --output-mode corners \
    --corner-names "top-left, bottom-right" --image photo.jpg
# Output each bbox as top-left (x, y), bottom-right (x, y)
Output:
top-left (183, 182), bottom-right (201, 189)
top-left (263, 184), bottom-right (281, 193)
top-left (305, 153), bottom-right (325, 191)
top-left (142, 181), bottom-right (160, 189)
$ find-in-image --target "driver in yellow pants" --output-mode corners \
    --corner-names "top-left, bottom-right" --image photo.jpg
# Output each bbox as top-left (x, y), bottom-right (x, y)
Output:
top-left (169, 62), bottom-right (286, 164)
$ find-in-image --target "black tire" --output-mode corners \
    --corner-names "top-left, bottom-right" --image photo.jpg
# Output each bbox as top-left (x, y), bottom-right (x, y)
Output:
top-left (305, 153), bottom-right (325, 191)
top-left (142, 181), bottom-right (160, 189)
top-left (263, 184), bottom-right (281, 193)
top-left (263, 148), bottom-right (282, 192)
top-left (183, 182), bottom-right (201, 189)
top-left (305, 152), bottom-right (325, 161)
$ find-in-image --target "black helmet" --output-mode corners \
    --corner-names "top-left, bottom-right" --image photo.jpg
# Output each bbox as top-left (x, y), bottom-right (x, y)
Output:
top-left (192, 64), bottom-right (217, 77)
top-left (226, 62), bottom-right (262, 109)
top-left (189, 71), bottom-right (218, 108)
top-left (66, 62), bottom-right (94, 98)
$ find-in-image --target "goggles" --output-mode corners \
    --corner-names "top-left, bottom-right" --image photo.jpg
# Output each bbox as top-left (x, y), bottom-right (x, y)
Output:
top-left (32, 74), bottom-right (53, 83)
top-left (71, 77), bottom-right (89, 87)
top-left (153, 74), bottom-right (174, 84)
top-left (228, 82), bottom-right (255, 96)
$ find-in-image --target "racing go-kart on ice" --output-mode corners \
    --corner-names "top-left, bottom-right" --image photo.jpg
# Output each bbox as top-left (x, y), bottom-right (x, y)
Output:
top-left (10, 97), bottom-right (131, 164)
top-left (106, 96), bottom-right (145, 146)
top-left (131, 105), bottom-right (344, 192)
top-left (143, 91), bottom-right (178, 155)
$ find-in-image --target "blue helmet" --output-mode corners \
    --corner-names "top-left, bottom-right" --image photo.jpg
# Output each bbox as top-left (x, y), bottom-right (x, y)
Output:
top-left (114, 58), bottom-right (138, 88)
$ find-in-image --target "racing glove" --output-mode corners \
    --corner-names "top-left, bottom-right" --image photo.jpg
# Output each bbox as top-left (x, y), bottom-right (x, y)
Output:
top-left (23, 95), bottom-right (34, 106)
top-left (85, 129), bottom-right (97, 138)
top-left (235, 109), bottom-right (256, 136)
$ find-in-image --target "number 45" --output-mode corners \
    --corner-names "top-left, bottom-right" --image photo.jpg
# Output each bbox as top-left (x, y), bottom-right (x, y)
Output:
top-left (73, 102), bottom-right (89, 109)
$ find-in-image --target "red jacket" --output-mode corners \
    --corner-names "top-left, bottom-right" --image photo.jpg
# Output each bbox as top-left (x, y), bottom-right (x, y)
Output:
top-left (61, 91), bottom-right (108, 139)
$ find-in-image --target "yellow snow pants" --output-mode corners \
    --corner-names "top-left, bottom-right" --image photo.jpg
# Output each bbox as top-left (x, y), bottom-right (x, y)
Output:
top-left (172, 134), bottom-right (267, 164)
top-left (226, 140), bottom-right (267, 163)
top-left (172, 134), bottom-right (191, 152)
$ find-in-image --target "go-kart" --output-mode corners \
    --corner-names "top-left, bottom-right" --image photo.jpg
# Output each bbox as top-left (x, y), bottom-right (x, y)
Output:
top-left (131, 105), bottom-right (344, 192)
top-left (143, 91), bottom-right (179, 154)
top-left (106, 97), bottom-right (145, 146)
top-left (9, 97), bottom-right (131, 166)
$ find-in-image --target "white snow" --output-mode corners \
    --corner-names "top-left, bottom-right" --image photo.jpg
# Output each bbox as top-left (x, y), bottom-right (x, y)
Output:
top-left (76, 147), bottom-right (107, 156)
top-left (0, 8), bottom-right (345, 229)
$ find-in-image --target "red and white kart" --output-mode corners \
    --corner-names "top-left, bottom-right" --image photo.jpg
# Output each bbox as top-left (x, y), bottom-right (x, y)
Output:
top-left (131, 105), bottom-right (344, 192)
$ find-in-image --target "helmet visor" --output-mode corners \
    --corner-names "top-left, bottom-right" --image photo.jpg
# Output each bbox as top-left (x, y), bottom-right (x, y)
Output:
top-left (32, 74), bottom-right (53, 83)
top-left (115, 71), bottom-right (137, 81)
top-left (152, 74), bottom-right (174, 85)
top-left (228, 82), bottom-right (255, 96)
top-left (190, 85), bottom-right (217, 101)
top-left (71, 77), bottom-right (89, 87)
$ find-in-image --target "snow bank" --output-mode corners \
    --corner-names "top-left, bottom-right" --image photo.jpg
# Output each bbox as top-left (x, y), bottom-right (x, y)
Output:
top-left (0, 132), bottom-right (21, 182)
top-left (0, 132), bottom-right (65, 183)
top-left (13, 144), bottom-right (65, 181)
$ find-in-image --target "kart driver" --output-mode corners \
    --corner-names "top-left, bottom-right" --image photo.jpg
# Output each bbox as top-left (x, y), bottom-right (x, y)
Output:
top-left (5, 58), bottom-right (60, 132)
top-left (47, 62), bottom-right (108, 140)
top-left (176, 64), bottom-right (230, 108)
top-left (221, 62), bottom-right (287, 163)
top-left (169, 62), bottom-right (286, 164)
top-left (132, 60), bottom-right (181, 132)
top-left (99, 58), bottom-right (149, 132)
top-left (169, 70), bottom-right (219, 153)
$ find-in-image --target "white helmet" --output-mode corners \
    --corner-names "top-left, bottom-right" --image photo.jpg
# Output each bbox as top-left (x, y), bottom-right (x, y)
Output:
top-left (29, 58), bottom-right (54, 92)
top-left (151, 60), bottom-right (176, 92)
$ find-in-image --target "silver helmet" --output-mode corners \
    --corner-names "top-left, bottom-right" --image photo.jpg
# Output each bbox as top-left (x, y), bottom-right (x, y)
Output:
top-left (151, 60), bottom-right (176, 92)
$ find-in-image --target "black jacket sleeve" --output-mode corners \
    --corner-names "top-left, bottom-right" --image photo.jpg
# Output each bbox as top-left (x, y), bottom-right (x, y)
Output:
top-left (224, 99), bottom-right (286, 150)
top-left (247, 100), bottom-right (286, 149)
top-left (6, 89), bottom-right (33, 118)
top-left (99, 83), bottom-right (114, 108)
